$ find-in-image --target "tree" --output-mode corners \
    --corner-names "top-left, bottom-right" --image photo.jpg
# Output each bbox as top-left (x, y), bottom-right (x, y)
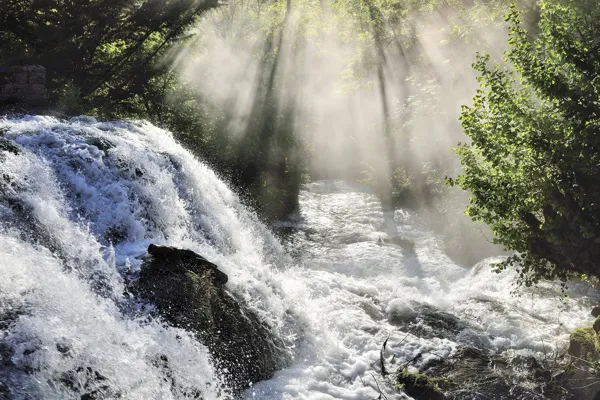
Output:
top-left (449, 1), bottom-right (600, 286)
top-left (0, 0), bottom-right (218, 115)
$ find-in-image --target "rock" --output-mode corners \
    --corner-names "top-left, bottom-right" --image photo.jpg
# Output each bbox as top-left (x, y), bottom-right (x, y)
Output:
top-left (592, 306), bottom-right (600, 318)
top-left (0, 138), bottom-right (20, 155)
top-left (86, 137), bottom-right (115, 152)
top-left (388, 302), bottom-right (464, 340)
top-left (0, 65), bottom-right (46, 109)
top-left (569, 326), bottom-right (600, 361)
top-left (397, 369), bottom-right (447, 400)
top-left (146, 244), bottom-right (228, 285)
top-left (136, 244), bottom-right (287, 393)
top-left (421, 347), bottom-right (562, 399)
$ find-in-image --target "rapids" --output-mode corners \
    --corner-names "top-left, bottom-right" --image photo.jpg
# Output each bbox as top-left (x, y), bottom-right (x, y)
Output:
top-left (0, 116), bottom-right (595, 399)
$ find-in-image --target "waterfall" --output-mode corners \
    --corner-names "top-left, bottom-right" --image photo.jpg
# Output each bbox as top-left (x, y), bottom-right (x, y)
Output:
top-left (0, 116), bottom-right (596, 400)
top-left (0, 116), bottom-right (294, 399)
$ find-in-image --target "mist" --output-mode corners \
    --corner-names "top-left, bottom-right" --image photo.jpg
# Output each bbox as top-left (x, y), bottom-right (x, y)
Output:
top-left (167, 0), bottom-right (536, 265)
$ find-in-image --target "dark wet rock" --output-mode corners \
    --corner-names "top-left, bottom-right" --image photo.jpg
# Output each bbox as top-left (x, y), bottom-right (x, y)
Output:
top-left (594, 317), bottom-right (600, 334)
top-left (0, 138), bottom-right (20, 156)
top-left (146, 244), bottom-right (228, 285)
top-left (561, 327), bottom-right (600, 400)
top-left (397, 369), bottom-right (447, 400)
top-left (136, 244), bottom-right (288, 393)
top-left (86, 137), bottom-right (114, 152)
top-left (58, 366), bottom-right (119, 399)
top-left (420, 347), bottom-right (559, 400)
top-left (388, 302), bottom-right (464, 340)
top-left (592, 306), bottom-right (600, 318)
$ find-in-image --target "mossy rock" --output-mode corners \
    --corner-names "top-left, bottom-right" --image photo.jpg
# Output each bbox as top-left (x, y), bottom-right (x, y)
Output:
top-left (397, 370), bottom-right (447, 400)
top-left (594, 316), bottom-right (600, 334)
top-left (569, 326), bottom-right (600, 361)
top-left (135, 245), bottom-right (288, 393)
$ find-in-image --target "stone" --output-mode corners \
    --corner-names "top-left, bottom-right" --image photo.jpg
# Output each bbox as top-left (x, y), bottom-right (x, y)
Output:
top-left (569, 326), bottom-right (600, 360)
top-left (0, 138), bottom-right (20, 155)
top-left (388, 302), bottom-right (464, 340)
top-left (0, 66), bottom-right (23, 74)
top-left (0, 65), bottom-right (46, 109)
top-left (29, 73), bottom-right (45, 84)
top-left (30, 84), bottom-right (45, 97)
top-left (25, 65), bottom-right (45, 73)
top-left (146, 244), bottom-right (228, 285)
top-left (13, 73), bottom-right (28, 84)
top-left (136, 244), bottom-right (288, 393)
top-left (591, 306), bottom-right (600, 318)
top-left (397, 370), bottom-right (447, 400)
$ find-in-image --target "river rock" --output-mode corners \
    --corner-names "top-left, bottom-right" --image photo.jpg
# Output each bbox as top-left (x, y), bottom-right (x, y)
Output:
top-left (397, 369), bottom-right (447, 400)
top-left (388, 302), bottom-right (464, 340)
top-left (0, 137), bottom-right (20, 156)
top-left (136, 244), bottom-right (287, 393)
top-left (569, 326), bottom-right (600, 361)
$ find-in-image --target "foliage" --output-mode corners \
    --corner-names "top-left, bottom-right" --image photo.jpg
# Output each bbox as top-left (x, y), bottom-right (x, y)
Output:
top-left (0, 0), bottom-right (218, 115)
top-left (449, 1), bottom-right (600, 285)
top-left (390, 167), bottom-right (415, 201)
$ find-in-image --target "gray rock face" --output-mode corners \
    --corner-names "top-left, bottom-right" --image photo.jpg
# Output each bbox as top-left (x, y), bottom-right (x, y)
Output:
top-left (136, 244), bottom-right (289, 393)
top-left (0, 65), bottom-right (47, 107)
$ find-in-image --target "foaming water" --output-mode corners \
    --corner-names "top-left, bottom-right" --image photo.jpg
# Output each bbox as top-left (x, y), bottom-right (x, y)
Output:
top-left (0, 116), bottom-right (294, 399)
top-left (251, 180), bottom-right (597, 399)
top-left (0, 117), bottom-right (595, 400)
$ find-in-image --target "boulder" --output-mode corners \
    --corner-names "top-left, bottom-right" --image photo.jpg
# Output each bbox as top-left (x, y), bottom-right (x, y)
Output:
top-left (564, 326), bottom-right (600, 399)
top-left (388, 302), bottom-right (464, 340)
top-left (136, 245), bottom-right (287, 393)
top-left (397, 369), bottom-right (447, 400)
top-left (569, 326), bottom-right (600, 361)
top-left (0, 138), bottom-right (20, 156)
top-left (0, 65), bottom-right (46, 109)
top-left (146, 244), bottom-right (228, 285)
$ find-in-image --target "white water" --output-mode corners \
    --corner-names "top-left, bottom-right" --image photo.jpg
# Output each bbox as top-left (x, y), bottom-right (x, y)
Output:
top-left (0, 116), bottom-right (595, 399)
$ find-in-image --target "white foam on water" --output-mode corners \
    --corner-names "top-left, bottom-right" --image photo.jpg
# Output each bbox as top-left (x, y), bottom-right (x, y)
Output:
top-left (250, 180), bottom-right (596, 399)
top-left (0, 117), bottom-right (595, 400)
top-left (0, 116), bottom-right (294, 399)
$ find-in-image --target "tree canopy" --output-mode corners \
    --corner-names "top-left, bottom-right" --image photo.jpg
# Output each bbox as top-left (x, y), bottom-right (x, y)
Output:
top-left (0, 0), bottom-right (218, 114)
top-left (449, 0), bottom-right (600, 286)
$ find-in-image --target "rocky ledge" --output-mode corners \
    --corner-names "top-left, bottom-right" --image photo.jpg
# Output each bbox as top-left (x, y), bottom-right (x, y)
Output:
top-left (135, 244), bottom-right (288, 394)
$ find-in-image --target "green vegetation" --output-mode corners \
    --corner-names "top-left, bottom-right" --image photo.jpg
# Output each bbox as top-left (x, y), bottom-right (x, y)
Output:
top-left (449, 0), bottom-right (600, 286)
top-left (1, 0), bottom-right (218, 115)
top-left (568, 326), bottom-right (600, 362)
top-left (1, 0), bottom-right (303, 220)
top-left (396, 369), bottom-right (447, 400)
top-left (4, 0), bottom-right (598, 275)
